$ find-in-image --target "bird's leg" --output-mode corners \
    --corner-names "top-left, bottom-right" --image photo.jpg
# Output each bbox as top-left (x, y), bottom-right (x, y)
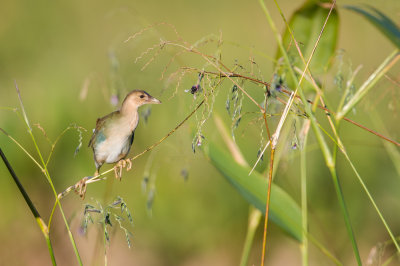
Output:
top-left (93, 163), bottom-right (102, 177)
top-left (113, 159), bottom-right (132, 179)
top-left (75, 176), bottom-right (88, 199)
top-left (114, 163), bottom-right (121, 179)
top-left (114, 160), bottom-right (125, 180)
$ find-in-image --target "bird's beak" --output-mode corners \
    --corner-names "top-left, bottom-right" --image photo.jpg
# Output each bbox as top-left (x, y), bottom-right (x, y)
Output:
top-left (150, 97), bottom-right (161, 104)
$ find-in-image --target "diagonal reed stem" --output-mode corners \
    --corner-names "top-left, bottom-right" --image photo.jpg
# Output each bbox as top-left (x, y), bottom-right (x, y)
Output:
top-left (258, 0), bottom-right (362, 264)
top-left (14, 83), bottom-right (83, 265)
top-left (0, 148), bottom-right (57, 265)
top-left (300, 120), bottom-right (310, 266)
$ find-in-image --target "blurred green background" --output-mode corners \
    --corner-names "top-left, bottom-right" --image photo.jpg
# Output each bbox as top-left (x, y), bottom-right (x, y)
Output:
top-left (1, 0), bottom-right (399, 265)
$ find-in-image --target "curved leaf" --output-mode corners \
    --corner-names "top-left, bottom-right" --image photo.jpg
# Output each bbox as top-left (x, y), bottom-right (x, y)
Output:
top-left (275, 1), bottom-right (339, 90)
top-left (204, 143), bottom-right (302, 242)
top-left (344, 5), bottom-right (400, 49)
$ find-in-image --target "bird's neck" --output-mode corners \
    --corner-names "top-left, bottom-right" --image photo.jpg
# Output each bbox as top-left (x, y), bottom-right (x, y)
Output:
top-left (120, 104), bottom-right (140, 131)
top-left (120, 103), bottom-right (139, 117)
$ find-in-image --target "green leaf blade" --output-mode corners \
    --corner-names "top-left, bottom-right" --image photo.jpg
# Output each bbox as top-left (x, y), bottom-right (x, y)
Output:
top-left (205, 143), bottom-right (302, 242)
top-left (344, 5), bottom-right (400, 49)
top-left (275, 1), bottom-right (339, 75)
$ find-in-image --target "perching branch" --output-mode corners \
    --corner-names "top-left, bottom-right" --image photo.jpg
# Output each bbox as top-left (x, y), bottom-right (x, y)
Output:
top-left (58, 98), bottom-right (205, 199)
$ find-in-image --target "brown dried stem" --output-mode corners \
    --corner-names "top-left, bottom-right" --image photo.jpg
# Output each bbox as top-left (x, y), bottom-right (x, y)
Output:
top-left (184, 68), bottom-right (400, 147)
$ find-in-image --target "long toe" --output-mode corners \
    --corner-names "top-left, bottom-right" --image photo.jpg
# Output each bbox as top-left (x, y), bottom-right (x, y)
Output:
top-left (75, 177), bottom-right (88, 199)
top-left (119, 166), bottom-right (123, 180)
top-left (114, 166), bottom-right (120, 179)
top-left (126, 159), bottom-right (132, 171)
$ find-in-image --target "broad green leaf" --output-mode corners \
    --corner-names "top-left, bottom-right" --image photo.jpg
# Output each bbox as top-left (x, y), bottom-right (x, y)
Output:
top-left (275, 1), bottom-right (339, 90)
top-left (344, 5), bottom-right (400, 49)
top-left (204, 143), bottom-right (302, 242)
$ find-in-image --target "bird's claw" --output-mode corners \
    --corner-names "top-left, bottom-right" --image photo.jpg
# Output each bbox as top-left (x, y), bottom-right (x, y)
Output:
top-left (75, 176), bottom-right (89, 199)
top-left (114, 159), bottom-right (132, 180)
top-left (114, 162), bottom-right (122, 180)
top-left (125, 158), bottom-right (132, 171)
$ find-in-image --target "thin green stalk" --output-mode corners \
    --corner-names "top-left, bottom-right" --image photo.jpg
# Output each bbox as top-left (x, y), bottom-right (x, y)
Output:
top-left (15, 84), bottom-right (83, 265)
top-left (258, 1), bottom-right (362, 264)
top-left (332, 123), bottom-right (340, 166)
top-left (215, 114), bottom-right (341, 264)
top-left (300, 121), bottom-right (310, 266)
top-left (336, 65), bottom-right (363, 115)
top-left (0, 148), bottom-right (57, 265)
top-left (331, 104), bottom-right (399, 253)
top-left (0, 128), bottom-right (43, 170)
top-left (258, 0), bottom-right (334, 166)
top-left (333, 115), bottom-right (399, 252)
top-left (28, 123), bottom-right (83, 265)
top-left (214, 114), bottom-right (270, 265)
top-left (370, 112), bottom-right (400, 176)
top-left (240, 207), bottom-right (262, 266)
top-left (342, 151), bottom-right (400, 252)
top-left (214, 114), bottom-right (262, 266)
top-left (336, 50), bottom-right (399, 120)
top-left (329, 168), bottom-right (361, 265)
top-left (261, 92), bottom-right (295, 266)
top-left (307, 234), bottom-right (343, 266)
top-left (45, 125), bottom-right (86, 167)
top-left (44, 234), bottom-right (57, 266)
top-left (48, 200), bottom-right (58, 231)
top-left (296, 36), bottom-right (400, 253)
top-left (45, 126), bottom-right (74, 167)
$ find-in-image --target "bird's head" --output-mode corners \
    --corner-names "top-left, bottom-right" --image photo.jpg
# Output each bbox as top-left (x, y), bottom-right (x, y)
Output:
top-left (121, 90), bottom-right (161, 111)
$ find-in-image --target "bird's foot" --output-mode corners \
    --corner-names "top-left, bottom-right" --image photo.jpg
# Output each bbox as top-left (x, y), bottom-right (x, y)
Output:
top-left (125, 158), bottom-right (132, 171)
top-left (75, 176), bottom-right (89, 199)
top-left (114, 159), bottom-right (132, 180)
top-left (114, 160), bottom-right (125, 180)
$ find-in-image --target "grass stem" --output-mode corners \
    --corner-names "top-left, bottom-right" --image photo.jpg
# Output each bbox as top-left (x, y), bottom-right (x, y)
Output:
top-left (240, 208), bottom-right (262, 266)
top-left (0, 148), bottom-right (57, 265)
top-left (15, 83), bottom-right (83, 265)
top-left (300, 120), bottom-right (310, 266)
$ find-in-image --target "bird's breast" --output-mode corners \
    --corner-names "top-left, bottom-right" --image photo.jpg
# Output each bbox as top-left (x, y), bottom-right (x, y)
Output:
top-left (95, 134), bottom-right (132, 164)
top-left (94, 114), bottom-right (139, 164)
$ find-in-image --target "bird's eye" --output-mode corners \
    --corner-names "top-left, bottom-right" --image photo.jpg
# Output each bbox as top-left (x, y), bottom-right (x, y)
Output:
top-left (140, 95), bottom-right (145, 99)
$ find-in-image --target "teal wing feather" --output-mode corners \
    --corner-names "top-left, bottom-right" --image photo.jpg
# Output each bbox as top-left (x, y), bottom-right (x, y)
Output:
top-left (88, 111), bottom-right (119, 148)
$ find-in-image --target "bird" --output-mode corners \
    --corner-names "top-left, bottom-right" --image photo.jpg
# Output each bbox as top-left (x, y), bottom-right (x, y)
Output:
top-left (88, 90), bottom-right (161, 178)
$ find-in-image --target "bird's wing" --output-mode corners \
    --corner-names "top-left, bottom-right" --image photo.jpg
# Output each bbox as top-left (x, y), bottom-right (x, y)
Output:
top-left (129, 130), bottom-right (135, 146)
top-left (88, 111), bottom-right (119, 148)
